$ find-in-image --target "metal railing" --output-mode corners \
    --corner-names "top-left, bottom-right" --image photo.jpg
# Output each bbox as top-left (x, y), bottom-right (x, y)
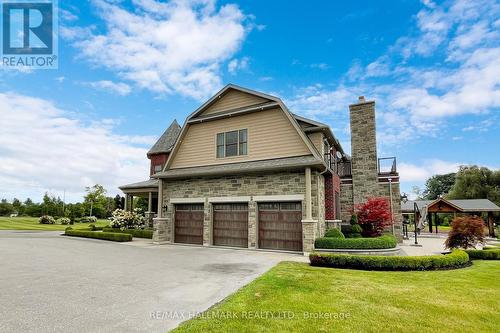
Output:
top-left (324, 153), bottom-right (352, 177)
top-left (378, 157), bottom-right (397, 174)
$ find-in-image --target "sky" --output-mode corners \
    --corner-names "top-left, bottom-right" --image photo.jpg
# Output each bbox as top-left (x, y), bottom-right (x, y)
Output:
top-left (0, 0), bottom-right (499, 203)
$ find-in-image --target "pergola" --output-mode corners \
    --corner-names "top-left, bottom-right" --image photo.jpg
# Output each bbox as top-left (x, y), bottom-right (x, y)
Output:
top-left (401, 198), bottom-right (500, 237)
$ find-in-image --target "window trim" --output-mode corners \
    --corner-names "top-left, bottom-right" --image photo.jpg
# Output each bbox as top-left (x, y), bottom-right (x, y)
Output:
top-left (215, 128), bottom-right (248, 158)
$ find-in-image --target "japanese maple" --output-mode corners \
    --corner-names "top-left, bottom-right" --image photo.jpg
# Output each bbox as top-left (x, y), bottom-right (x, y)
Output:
top-left (355, 197), bottom-right (392, 237)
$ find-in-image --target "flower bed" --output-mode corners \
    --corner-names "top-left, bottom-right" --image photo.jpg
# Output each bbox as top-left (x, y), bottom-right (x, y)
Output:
top-left (314, 235), bottom-right (397, 250)
top-left (309, 250), bottom-right (469, 271)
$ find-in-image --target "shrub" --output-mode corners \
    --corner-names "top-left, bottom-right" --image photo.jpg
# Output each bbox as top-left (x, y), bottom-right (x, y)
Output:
top-left (465, 249), bottom-right (500, 260)
top-left (80, 216), bottom-right (97, 223)
top-left (310, 250), bottom-right (469, 271)
top-left (356, 197), bottom-right (392, 237)
top-left (57, 217), bottom-right (71, 225)
top-left (350, 214), bottom-right (358, 225)
top-left (341, 225), bottom-right (352, 235)
top-left (102, 227), bottom-right (153, 239)
top-left (87, 224), bottom-right (105, 231)
top-left (64, 230), bottom-right (132, 242)
top-left (65, 226), bottom-right (73, 231)
top-left (324, 228), bottom-right (345, 238)
top-left (39, 215), bottom-right (55, 224)
top-left (315, 235), bottom-right (397, 249)
top-left (110, 209), bottom-right (145, 230)
top-left (445, 216), bottom-right (485, 250)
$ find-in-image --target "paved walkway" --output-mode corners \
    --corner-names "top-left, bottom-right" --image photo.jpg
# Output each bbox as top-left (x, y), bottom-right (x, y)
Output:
top-left (0, 230), bottom-right (305, 333)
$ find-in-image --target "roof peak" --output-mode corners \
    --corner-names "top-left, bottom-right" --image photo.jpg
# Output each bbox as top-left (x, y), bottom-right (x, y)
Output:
top-left (147, 119), bottom-right (181, 156)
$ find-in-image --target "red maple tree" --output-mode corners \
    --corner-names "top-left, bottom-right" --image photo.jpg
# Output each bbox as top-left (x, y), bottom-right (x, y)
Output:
top-left (355, 197), bottom-right (393, 237)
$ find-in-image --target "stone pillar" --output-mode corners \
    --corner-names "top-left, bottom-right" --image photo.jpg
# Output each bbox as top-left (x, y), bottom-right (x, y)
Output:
top-left (158, 179), bottom-right (164, 218)
top-left (349, 97), bottom-right (379, 205)
top-left (302, 220), bottom-right (316, 254)
top-left (203, 199), bottom-right (212, 246)
top-left (153, 217), bottom-right (169, 244)
top-left (248, 200), bottom-right (257, 249)
top-left (305, 167), bottom-right (312, 220)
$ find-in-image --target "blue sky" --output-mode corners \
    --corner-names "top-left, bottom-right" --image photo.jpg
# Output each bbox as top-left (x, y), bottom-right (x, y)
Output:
top-left (0, 0), bottom-right (499, 202)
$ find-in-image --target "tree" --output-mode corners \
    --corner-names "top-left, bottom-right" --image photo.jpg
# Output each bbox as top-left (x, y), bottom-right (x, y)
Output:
top-left (12, 198), bottom-right (24, 215)
top-left (445, 216), bottom-right (485, 249)
top-left (355, 197), bottom-right (392, 237)
top-left (113, 195), bottom-right (123, 210)
top-left (422, 173), bottom-right (456, 200)
top-left (447, 166), bottom-right (500, 206)
top-left (0, 199), bottom-right (14, 216)
top-left (84, 184), bottom-right (107, 217)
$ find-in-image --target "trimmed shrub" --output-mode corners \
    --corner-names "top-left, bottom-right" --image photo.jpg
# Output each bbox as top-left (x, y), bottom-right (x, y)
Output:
top-left (57, 217), bottom-right (71, 225)
top-left (65, 230), bottom-right (132, 242)
top-left (465, 249), bottom-right (500, 260)
top-left (102, 227), bottom-right (153, 239)
top-left (445, 216), bottom-right (485, 249)
top-left (65, 226), bottom-right (73, 231)
top-left (310, 250), bottom-right (469, 271)
top-left (341, 225), bottom-right (352, 235)
top-left (350, 214), bottom-right (358, 225)
top-left (39, 215), bottom-right (55, 224)
top-left (87, 224), bottom-right (105, 231)
top-left (324, 228), bottom-right (345, 238)
top-left (315, 235), bottom-right (397, 249)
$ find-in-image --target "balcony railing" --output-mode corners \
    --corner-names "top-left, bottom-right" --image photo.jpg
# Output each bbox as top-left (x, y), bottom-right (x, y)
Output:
top-left (324, 153), bottom-right (352, 177)
top-left (378, 157), bottom-right (397, 174)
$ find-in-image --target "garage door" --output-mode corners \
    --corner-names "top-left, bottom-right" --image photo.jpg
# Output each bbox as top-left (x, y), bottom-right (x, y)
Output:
top-left (174, 203), bottom-right (204, 245)
top-left (213, 203), bottom-right (248, 248)
top-left (258, 202), bottom-right (302, 251)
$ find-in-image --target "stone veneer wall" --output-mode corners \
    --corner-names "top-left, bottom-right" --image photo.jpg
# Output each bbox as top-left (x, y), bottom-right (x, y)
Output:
top-left (154, 170), bottom-right (324, 252)
top-left (349, 100), bottom-right (379, 205)
top-left (339, 184), bottom-right (354, 222)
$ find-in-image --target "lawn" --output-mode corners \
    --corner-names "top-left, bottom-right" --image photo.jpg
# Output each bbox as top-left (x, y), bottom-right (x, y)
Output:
top-left (0, 216), bottom-right (110, 231)
top-left (172, 261), bottom-right (500, 333)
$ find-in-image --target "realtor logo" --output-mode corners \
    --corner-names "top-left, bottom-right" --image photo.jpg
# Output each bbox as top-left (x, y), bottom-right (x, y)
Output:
top-left (1, 0), bottom-right (58, 69)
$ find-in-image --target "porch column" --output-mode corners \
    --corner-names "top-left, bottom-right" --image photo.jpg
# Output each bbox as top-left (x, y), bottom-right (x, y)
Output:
top-left (124, 194), bottom-right (128, 211)
top-left (148, 192), bottom-right (153, 212)
top-left (487, 212), bottom-right (495, 237)
top-left (158, 179), bottom-right (163, 218)
top-left (305, 167), bottom-right (312, 220)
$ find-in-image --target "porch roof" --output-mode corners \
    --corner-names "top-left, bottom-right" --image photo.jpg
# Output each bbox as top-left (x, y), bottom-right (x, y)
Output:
top-left (401, 198), bottom-right (500, 213)
top-left (119, 179), bottom-right (158, 191)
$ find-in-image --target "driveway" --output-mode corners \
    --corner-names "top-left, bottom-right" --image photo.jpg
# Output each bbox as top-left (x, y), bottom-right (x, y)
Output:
top-left (0, 231), bottom-right (304, 333)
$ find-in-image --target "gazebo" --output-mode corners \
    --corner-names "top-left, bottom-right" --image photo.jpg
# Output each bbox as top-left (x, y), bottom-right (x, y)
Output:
top-left (401, 198), bottom-right (500, 237)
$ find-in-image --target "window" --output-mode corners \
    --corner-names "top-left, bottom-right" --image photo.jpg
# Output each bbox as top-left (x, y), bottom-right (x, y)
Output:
top-left (154, 164), bottom-right (162, 173)
top-left (216, 129), bottom-right (248, 158)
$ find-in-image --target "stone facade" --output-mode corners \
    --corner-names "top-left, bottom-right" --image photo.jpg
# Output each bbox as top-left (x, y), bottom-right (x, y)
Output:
top-left (378, 180), bottom-right (403, 237)
top-left (339, 183), bottom-right (354, 222)
top-left (153, 170), bottom-right (325, 252)
top-left (349, 99), bottom-right (379, 205)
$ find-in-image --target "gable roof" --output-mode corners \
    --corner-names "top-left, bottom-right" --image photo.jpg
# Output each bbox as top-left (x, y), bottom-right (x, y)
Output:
top-left (147, 120), bottom-right (181, 156)
top-left (164, 84), bottom-right (326, 172)
top-left (401, 198), bottom-right (500, 213)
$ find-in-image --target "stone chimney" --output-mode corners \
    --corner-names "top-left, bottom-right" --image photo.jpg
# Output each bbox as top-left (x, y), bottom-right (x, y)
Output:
top-left (349, 96), bottom-right (378, 205)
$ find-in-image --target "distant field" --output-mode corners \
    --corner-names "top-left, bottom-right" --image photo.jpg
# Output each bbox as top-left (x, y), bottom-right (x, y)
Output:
top-left (0, 217), bottom-right (110, 231)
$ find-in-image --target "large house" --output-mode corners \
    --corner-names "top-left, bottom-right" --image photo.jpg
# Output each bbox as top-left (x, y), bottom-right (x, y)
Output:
top-left (120, 84), bottom-right (402, 253)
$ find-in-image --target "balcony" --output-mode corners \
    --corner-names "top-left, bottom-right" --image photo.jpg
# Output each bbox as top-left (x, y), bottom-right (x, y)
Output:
top-left (378, 157), bottom-right (397, 175)
top-left (324, 153), bottom-right (352, 177)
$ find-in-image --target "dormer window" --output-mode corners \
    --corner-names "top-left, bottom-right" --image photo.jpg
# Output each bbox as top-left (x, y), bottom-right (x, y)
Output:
top-left (154, 164), bottom-right (162, 173)
top-left (216, 129), bottom-right (248, 158)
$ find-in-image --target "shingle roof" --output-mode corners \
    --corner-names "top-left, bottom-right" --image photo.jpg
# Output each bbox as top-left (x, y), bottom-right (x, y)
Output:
top-left (154, 155), bottom-right (323, 179)
top-left (147, 120), bottom-right (181, 156)
top-left (119, 179), bottom-right (158, 190)
top-left (401, 199), bottom-right (500, 212)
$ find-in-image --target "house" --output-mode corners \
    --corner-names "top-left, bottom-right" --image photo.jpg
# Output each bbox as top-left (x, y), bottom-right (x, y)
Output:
top-left (119, 84), bottom-right (402, 253)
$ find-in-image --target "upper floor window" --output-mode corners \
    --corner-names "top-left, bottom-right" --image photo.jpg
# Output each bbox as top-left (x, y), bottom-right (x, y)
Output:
top-left (216, 129), bottom-right (248, 158)
top-left (154, 164), bottom-right (162, 173)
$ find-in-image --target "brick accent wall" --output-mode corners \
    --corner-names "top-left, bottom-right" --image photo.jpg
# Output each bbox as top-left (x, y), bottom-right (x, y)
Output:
top-left (325, 173), bottom-right (341, 220)
top-left (349, 100), bottom-right (379, 205)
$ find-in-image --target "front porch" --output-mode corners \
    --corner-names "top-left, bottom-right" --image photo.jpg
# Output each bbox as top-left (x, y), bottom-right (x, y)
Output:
top-left (119, 179), bottom-right (159, 227)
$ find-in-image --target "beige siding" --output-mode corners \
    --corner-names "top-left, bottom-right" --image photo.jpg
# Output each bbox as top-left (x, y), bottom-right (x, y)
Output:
top-left (170, 108), bottom-right (312, 169)
top-left (201, 90), bottom-right (268, 116)
top-left (308, 132), bottom-right (324, 155)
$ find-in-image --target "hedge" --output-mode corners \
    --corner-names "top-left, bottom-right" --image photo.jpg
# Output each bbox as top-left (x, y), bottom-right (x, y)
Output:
top-left (102, 227), bottom-right (153, 239)
top-left (65, 230), bottom-right (132, 242)
top-left (324, 228), bottom-right (345, 238)
top-left (465, 249), bottom-right (500, 260)
top-left (315, 235), bottom-right (397, 249)
top-left (88, 224), bottom-right (105, 231)
top-left (309, 250), bottom-right (469, 271)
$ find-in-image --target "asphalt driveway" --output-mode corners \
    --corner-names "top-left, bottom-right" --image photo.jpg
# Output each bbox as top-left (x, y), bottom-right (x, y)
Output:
top-left (0, 231), bottom-right (304, 333)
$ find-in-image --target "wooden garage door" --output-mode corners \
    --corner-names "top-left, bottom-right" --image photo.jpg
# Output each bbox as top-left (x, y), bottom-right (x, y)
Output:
top-left (174, 203), bottom-right (204, 245)
top-left (258, 202), bottom-right (302, 251)
top-left (213, 203), bottom-right (248, 248)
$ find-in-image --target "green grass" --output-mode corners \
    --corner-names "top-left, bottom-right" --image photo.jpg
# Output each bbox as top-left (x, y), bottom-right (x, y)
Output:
top-left (0, 216), bottom-right (109, 231)
top-left (172, 261), bottom-right (500, 333)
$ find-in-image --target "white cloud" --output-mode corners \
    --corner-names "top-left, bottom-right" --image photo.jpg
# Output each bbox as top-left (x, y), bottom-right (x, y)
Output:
top-left (65, 0), bottom-right (251, 100)
top-left (87, 80), bottom-right (132, 96)
top-left (0, 92), bottom-right (154, 202)
top-left (227, 57), bottom-right (250, 75)
top-left (399, 159), bottom-right (462, 182)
